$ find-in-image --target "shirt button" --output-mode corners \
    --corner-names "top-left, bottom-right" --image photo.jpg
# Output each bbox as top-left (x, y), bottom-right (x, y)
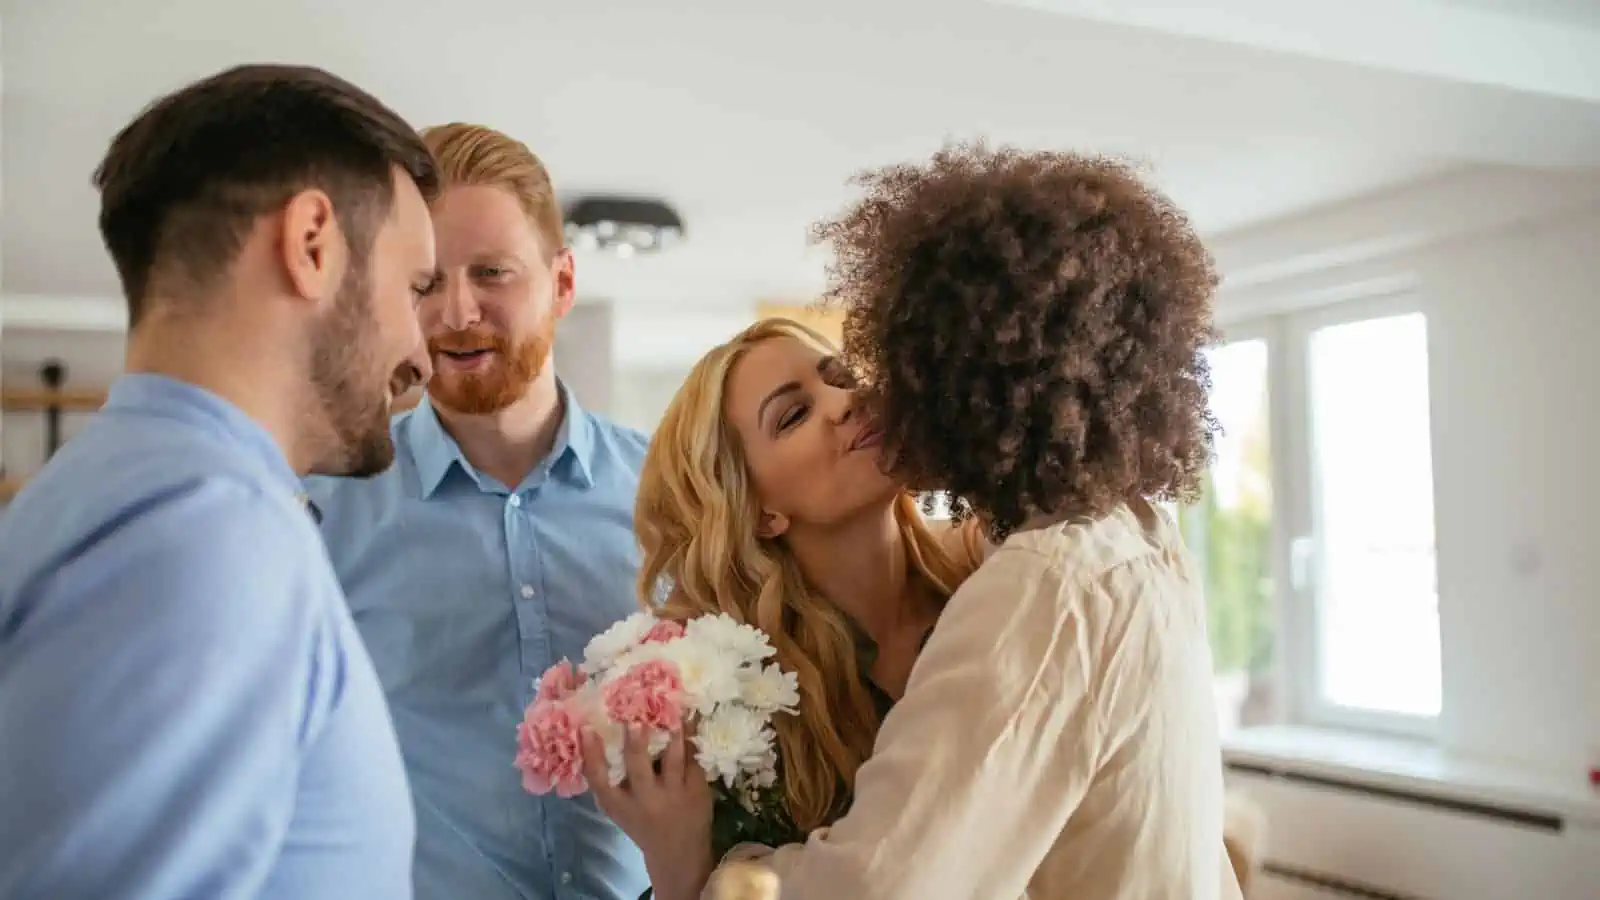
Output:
top-left (508, 494), bottom-right (522, 508)
top-left (560, 871), bottom-right (573, 885)
top-left (520, 584), bottom-right (535, 599)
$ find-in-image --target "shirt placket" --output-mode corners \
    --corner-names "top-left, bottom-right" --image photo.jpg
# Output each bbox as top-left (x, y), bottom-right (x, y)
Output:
top-left (503, 490), bottom-right (552, 884)
top-left (507, 487), bottom-right (585, 898)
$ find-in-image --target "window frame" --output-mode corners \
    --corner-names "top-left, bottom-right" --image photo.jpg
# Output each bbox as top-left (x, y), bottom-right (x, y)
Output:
top-left (1214, 289), bottom-right (1441, 740)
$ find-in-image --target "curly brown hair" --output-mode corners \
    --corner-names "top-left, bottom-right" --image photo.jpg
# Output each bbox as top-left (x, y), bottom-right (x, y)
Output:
top-left (814, 143), bottom-right (1220, 539)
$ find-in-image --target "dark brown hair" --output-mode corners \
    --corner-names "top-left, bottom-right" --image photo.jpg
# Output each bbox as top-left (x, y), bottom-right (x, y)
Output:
top-left (94, 64), bottom-right (439, 326)
top-left (814, 143), bottom-right (1220, 539)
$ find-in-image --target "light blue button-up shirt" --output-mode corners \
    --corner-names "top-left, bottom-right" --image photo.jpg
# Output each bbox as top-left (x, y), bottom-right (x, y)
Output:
top-left (305, 385), bottom-right (652, 900)
top-left (0, 374), bottom-right (414, 900)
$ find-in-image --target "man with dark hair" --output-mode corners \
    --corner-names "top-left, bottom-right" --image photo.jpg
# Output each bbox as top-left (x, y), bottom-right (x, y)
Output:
top-left (0, 65), bottom-right (438, 899)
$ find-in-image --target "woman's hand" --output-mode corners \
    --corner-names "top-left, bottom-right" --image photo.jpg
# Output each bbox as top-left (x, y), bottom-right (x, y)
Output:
top-left (583, 725), bottom-right (715, 900)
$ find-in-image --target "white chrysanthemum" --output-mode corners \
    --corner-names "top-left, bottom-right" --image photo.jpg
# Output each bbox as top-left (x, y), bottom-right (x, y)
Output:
top-left (748, 743), bottom-right (780, 784)
top-left (582, 611), bottom-right (659, 674)
top-left (738, 662), bottom-right (800, 716)
top-left (692, 704), bottom-right (775, 787)
top-left (684, 614), bottom-right (775, 666)
top-left (633, 636), bottom-right (742, 716)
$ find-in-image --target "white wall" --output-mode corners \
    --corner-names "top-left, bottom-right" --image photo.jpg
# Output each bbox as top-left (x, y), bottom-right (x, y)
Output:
top-left (553, 301), bottom-right (615, 414)
top-left (1212, 166), bottom-right (1600, 778)
top-left (608, 308), bottom-right (756, 433)
top-left (610, 365), bottom-right (698, 433)
top-left (1421, 210), bottom-right (1600, 777)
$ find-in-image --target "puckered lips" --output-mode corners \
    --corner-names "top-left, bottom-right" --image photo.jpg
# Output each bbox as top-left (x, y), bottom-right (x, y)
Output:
top-left (847, 420), bottom-right (885, 453)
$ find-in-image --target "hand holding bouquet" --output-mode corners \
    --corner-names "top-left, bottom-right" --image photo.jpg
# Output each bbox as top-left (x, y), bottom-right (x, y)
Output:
top-left (515, 611), bottom-right (804, 857)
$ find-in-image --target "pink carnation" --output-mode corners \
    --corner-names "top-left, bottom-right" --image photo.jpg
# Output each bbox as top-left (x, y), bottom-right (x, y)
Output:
top-left (536, 660), bottom-right (581, 703)
top-left (602, 659), bottom-right (686, 732)
top-left (640, 619), bottom-right (685, 645)
top-left (514, 699), bottom-right (588, 798)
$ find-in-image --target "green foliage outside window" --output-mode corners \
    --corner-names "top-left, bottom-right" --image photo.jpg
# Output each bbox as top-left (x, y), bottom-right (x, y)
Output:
top-left (1179, 393), bottom-right (1274, 676)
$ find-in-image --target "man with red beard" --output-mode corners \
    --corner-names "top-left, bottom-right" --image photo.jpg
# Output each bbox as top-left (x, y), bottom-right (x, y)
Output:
top-left (306, 123), bottom-right (652, 900)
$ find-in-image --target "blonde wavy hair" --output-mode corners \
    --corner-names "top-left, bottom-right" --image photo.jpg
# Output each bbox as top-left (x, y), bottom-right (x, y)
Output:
top-left (634, 317), bottom-right (982, 831)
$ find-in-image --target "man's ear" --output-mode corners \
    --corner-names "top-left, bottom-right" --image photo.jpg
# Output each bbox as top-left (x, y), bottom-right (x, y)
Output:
top-left (279, 188), bottom-right (345, 307)
top-left (755, 509), bottom-right (790, 540)
top-left (551, 248), bottom-right (576, 320)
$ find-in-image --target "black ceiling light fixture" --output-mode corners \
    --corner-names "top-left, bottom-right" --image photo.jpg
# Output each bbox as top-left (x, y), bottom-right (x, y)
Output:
top-left (563, 195), bottom-right (684, 257)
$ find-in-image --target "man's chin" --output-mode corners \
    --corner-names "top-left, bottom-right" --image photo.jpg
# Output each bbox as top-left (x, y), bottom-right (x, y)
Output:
top-left (344, 439), bottom-right (397, 479)
top-left (309, 427), bottom-right (397, 480)
top-left (427, 377), bottom-right (526, 416)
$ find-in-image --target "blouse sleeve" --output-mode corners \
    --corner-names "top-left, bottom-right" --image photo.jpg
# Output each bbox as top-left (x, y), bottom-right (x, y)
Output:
top-left (757, 544), bottom-right (1104, 900)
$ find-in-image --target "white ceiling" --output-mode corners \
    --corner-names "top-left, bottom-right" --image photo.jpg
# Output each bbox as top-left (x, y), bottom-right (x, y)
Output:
top-left (1437, 0), bottom-right (1600, 31)
top-left (3, 0), bottom-right (1600, 323)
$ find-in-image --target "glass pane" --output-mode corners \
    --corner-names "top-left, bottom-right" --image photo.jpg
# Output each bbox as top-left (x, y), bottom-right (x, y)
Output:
top-left (1308, 312), bottom-right (1440, 717)
top-left (1182, 338), bottom-right (1277, 735)
top-left (917, 492), bottom-right (952, 520)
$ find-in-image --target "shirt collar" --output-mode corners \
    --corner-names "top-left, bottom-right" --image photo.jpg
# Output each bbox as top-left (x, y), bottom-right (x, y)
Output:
top-left (407, 379), bottom-right (597, 498)
top-left (105, 373), bottom-right (301, 494)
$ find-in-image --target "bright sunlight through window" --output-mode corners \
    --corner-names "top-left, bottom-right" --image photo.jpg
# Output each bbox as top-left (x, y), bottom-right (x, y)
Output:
top-left (1308, 312), bottom-right (1441, 719)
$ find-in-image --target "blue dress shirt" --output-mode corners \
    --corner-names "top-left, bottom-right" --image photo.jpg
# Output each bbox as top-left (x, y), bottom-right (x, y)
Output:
top-left (0, 374), bottom-right (414, 900)
top-left (305, 386), bottom-right (652, 900)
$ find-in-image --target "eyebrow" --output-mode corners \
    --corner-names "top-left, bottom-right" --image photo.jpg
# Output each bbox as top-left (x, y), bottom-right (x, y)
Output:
top-left (756, 382), bottom-right (801, 431)
top-left (756, 357), bottom-right (834, 430)
top-left (470, 251), bottom-right (520, 266)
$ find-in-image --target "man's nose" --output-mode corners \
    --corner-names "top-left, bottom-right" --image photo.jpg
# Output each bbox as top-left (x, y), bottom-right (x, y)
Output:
top-left (441, 277), bottom-right (482, 331)
top-left (405, 339), bottom-right (434, 388)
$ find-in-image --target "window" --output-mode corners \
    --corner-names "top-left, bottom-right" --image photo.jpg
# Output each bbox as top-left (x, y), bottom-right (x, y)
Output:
top-left (1303, 311), bottom-right (1440, 721)
top-left (1190, 298), bottom-right (1441, 738)
top-left (918, 492), bottom-right (954, 520)
top-left (1182, 337), bottom-right (1278, 735)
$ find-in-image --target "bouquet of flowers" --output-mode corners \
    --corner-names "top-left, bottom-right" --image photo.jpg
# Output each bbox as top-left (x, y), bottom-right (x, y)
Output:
top-left (515, 611), bottom-right (806, 861)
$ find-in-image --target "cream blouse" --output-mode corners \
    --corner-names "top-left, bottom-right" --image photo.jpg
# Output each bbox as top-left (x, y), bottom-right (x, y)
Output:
top-left (721, 501), bottom-right (1240, 900)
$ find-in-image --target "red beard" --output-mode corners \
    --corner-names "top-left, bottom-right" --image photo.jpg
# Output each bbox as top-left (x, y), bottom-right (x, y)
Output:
top-left (427, 321), bottom-right (553, 415)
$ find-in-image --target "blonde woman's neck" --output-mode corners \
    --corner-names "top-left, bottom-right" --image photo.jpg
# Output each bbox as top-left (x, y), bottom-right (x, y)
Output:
top-left (784, 503), bottom-right (928, 644)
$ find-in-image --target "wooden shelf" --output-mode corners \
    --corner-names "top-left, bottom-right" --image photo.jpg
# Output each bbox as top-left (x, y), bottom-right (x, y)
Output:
top-left (1, 387), bottom-right (108, 412)
top-left (0, 477), bottom-right (24, 503)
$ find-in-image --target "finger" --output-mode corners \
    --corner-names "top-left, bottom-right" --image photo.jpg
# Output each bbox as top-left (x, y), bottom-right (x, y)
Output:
top-left (622, 725), bottom-right (656, 795)
top-left (580, 729), bottom-right (623, 811)
top-left (661, 727), bottom-right (687, 786)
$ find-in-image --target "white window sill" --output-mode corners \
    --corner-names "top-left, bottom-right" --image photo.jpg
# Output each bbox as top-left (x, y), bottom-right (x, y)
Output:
top-left (1222, 725), bottom-right (1600, 827)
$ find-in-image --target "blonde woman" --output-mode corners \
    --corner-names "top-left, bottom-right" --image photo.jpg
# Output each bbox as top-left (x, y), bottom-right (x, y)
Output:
top-left (581, 317), bottom-right (986, 899)
top-left (590, 145), bottom-right (1242, 900)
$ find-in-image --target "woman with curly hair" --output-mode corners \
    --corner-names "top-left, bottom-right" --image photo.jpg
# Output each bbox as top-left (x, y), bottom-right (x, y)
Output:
top-left (582, 316), bottom-right (989, 900)
top-left (795, 143), bottom-right (1235, 898)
